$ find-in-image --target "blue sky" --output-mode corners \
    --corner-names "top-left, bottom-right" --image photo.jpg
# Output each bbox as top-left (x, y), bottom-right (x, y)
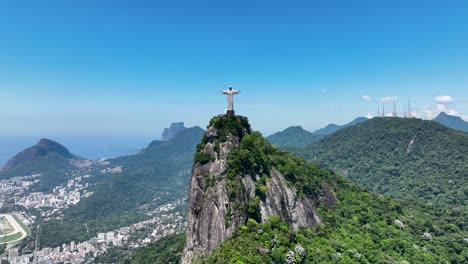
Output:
top-left (1, 0), bottom-right (468, 137)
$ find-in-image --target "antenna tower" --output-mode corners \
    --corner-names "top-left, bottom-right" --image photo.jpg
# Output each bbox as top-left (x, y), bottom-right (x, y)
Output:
top-left (408, 97), bottom-right (412, 118)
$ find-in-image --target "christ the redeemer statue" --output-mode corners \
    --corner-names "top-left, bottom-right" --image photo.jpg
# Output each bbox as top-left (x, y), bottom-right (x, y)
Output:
top-left (220, 86), bottom-right (240, 115)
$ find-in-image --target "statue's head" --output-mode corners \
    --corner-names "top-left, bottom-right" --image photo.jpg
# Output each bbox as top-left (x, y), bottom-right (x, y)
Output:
top-left (229, 86), bottom-right (232, 91)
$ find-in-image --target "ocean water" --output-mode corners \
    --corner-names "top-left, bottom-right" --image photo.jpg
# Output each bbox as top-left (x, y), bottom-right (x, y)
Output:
top-left (0, 136), bottom-right (154, 166)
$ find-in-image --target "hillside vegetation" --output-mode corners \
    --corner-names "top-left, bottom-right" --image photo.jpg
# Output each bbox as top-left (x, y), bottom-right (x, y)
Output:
top-left (133, 116), bottom-right (467, 263)
top-left (292, 117), bottom-right (468, 211)
top-left (0, 139), bottom-right (83, 192)
top-left (266, 126), bottom-right (322, 148)
top-left (39, 127), bottom-right (204, 247)
top-left (433, 112), bottom-right (468, 132)
top-left (206, 187), bottom-right (467, 263)
top-left (128, 233), bottom-right (185, 264)
top-left (204, 128), bottom-right (467, 263)
top-left (313, 117), bottom-right (368, 135)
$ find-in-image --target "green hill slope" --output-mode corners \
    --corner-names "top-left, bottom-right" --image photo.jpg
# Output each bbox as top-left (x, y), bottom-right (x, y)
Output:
top-left (0, 138), bottom-right (79, 176)
top-left (433, 112), bottom-right (468, 132)
top-left (206, 187), bottom-right (467, 263)
top-left (293, 117), bottom-right (468, 211)
top-left (266, 126), bottom-right (322, 147)
top-left (0, 138), bottom-right (84, 192)
top-left (131, 116), bottom-right (467, 263)
top-left (39, 127), bottom-right (205, 247)
top-left (313, 117), bottom-right (368, 135)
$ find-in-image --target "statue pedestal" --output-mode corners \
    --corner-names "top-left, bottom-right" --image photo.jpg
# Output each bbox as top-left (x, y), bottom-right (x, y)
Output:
top-left (226, 110), bottom-right (235, 116)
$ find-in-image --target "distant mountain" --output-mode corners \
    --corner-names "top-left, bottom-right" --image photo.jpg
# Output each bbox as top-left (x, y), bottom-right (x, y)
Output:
top-left (161, 122), bottom-right (187, 141)
top-left (293, 117), bottom-right (468, 211)
top-left (266, 126), bottom-right (322, 148)
top-left (0, 138), bottom-right (81, 177)
top-left (313, 116), bottom-right (368, 135)
top-left (39, 126), bottom-right (205, 247)
top-left (433, 112), bottom-right (468, 132)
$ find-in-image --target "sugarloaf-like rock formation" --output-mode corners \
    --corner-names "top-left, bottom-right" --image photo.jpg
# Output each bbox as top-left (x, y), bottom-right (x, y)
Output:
top-left (161, 122), bottom-right (187, 141)
top-left (181, 115), bottom-right (336, 263)
top-left (0, 138), bottom-right (80, 175)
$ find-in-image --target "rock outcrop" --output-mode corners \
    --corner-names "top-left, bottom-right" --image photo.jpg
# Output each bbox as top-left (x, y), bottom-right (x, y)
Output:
top-left (181, 115), bottom-right (326, 263)
top-left (260, 168), bottom-right (322, 230)
top-left (161, 122), bottom-right (187, 141)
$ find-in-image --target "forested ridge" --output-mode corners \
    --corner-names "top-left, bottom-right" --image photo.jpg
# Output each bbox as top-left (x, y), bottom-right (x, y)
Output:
top-left (266, 126), bottom-right (322, 148)
top-left (292, 117), bottom-right (468, 211)
top-left (130, 117), bottom-right (467, 263)
top-left (203, 128), bottom-right (467, 263)
top-left (39, 127), bottom-right (204, 247)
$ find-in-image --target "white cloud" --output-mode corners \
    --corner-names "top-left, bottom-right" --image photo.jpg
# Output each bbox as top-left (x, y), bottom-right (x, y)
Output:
top-left (381, 96), bottom-right (398, 102)
top-left (413, 103), bottom-right (468, 120)
top-left (434, 95), bottom-right (453, 104)
top-left (366, 113), bottom-right (374, 118)
top-left (361, 95), bottom-right (372, 101)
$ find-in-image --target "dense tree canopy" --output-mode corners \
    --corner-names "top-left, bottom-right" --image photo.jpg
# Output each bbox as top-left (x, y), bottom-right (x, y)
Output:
top-left (292, 117), bottom-right (468, 211)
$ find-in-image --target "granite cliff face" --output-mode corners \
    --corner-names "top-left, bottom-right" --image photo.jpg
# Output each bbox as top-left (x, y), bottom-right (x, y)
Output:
top-left (161, 122), bottom-right (187, 141)
top-left (181, 115), bottom-right (331, 263)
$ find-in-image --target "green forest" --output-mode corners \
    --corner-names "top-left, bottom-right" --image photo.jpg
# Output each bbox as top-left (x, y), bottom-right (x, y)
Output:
top-left (292, 117), bottom-right (468, 211)
top-left (131, 116), bottom-right (467, 263)
top-left (266, 126), bottom-right (322, 148)
top-left (205, 128), bottom-right (467, 263)
top-left (39, 127), bottom-right (204, 247)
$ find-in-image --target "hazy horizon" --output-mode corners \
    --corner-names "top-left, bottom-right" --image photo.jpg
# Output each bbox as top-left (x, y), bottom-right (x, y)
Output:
top-left (0, 114), bottom-right (362, 165)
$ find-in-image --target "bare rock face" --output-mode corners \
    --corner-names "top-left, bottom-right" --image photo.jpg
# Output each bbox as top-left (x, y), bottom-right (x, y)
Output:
top-left (181, 116), bottom-right (245, 263)
top-left (180, 115), bottom-right (324, 263)
top-left (161, 122), bottom-right (187, 141)
top-left (260, 168), bottom-right (321, 230)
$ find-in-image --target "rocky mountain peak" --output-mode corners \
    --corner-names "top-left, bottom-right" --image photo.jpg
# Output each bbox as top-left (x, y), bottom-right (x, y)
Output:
top-left (36, 138), bottom-right (73, 158)
top-left (0, 138), bottom-right (76, 174)
top-left (433, 112), bottom-right (468, 132)
top-left (181, 115), bottom-right (329, 263)
top-left (161, 122), bottom-right (187, 141)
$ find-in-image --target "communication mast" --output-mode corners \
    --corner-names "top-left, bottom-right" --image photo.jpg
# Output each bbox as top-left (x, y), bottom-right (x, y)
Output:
top-left (393, 99), bottom-right (397, 117)
top-left (408, 97), bottom-right (412, 118)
